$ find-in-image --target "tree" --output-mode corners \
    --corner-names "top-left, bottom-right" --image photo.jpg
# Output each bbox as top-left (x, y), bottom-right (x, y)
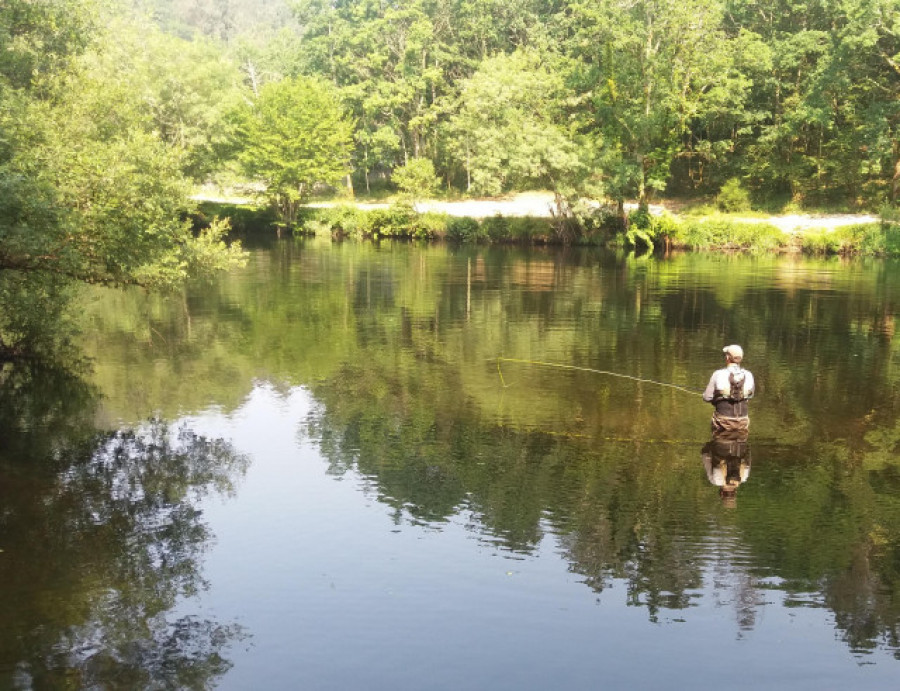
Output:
top-left (87, 22), bottom-right (247, 181)
top-left (392, 157), bottom-right (440, 201)
top-left (445, 49), bottom-right (583, 197)
top-left (564, 0), bottom-right (744, 211)
top-left (290, 0), bottom-right (555, 190)
top-left (231, 76), bottom-right (353, 225)
top-left (0, 1), bottom-right (246, 360)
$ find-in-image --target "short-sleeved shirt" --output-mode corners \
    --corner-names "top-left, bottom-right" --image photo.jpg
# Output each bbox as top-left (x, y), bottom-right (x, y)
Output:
top-left (703, 364), bottom-right (755, 417)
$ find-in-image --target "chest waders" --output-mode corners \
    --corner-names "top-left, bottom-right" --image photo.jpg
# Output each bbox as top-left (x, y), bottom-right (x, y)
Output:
top-left (711, 368), bottom-right (750, 435)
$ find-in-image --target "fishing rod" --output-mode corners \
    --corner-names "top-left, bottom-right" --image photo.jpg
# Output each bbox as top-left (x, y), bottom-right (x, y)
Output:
top-left (493, 357), bottom-right (704, 397)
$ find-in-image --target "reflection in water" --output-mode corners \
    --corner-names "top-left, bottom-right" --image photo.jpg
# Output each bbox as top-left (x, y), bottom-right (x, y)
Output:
top-left (0, 364), bottom-right (248, 688)
top-left (702, 434), bottom-right (751, 506)
top-left (10, 239), bottom-right (900, 678)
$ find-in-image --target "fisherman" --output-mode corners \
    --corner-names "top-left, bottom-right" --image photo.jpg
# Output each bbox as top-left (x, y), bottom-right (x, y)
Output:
top-left (703, 344), bottom-right (755, 435)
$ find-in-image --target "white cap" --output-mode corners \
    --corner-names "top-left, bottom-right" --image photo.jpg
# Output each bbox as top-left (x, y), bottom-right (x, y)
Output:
top-left (723, 344), bottom-right (744, 360)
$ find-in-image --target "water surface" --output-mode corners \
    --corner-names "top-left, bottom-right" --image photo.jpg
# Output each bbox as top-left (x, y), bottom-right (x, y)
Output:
top-left (3, 238), bottom-right (900, 688)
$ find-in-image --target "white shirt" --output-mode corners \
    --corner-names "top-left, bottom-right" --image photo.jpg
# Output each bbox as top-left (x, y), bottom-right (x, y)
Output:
top-left (703, 364), bottom-right (755, 402)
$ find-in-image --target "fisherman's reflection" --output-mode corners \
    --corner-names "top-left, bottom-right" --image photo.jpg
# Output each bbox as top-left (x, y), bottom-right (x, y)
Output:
top-left (702, 433), bottom-right (751, 507)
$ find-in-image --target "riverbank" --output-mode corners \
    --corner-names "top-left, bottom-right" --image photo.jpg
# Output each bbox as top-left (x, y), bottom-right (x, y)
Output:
top-left (195, 190), bottom-right (878, 232)
top-left (301, 191), bottom-right (880, 233)
top-left (196, 192), bottom-right (895, 255)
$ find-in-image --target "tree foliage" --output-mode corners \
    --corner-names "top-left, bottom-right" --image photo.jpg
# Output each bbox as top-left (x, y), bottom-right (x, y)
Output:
top-left (0, 0), bottom-right (245, 360)
top-left (446, 49), bottom-right (584, 197)
top-left (230, 76), bottom-right (353, 224)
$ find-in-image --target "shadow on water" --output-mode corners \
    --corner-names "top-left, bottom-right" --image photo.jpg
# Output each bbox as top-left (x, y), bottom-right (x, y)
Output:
top-left (0, 363), bottom-right (249, 688)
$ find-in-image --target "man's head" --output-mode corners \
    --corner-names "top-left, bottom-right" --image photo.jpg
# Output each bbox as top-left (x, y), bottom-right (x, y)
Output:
top-left (723, 344), bottom-right (743, 364)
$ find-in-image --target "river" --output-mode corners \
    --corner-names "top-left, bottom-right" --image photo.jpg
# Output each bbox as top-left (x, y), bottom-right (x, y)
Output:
top-left (3, 237), bottom-right (900, 689)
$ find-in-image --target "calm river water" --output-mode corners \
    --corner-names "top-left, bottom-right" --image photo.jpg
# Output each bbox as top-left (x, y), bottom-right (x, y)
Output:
top-left (3, 237), bottom-right (900, 689)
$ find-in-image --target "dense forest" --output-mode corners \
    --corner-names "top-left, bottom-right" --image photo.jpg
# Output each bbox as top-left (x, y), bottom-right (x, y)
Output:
top-left (123, 0), bottom-right (900, 211)
top-left (138, 0), bottom-right (900, 208)
top-left (8, 0), bottom-right (900, 209)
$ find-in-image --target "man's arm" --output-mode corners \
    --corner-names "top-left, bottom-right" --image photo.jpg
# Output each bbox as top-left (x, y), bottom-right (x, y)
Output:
top-left (702, 373), bottom-right (717, 402)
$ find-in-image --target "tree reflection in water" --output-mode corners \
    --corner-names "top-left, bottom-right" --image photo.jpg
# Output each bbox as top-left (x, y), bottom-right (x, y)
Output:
top-left (302, 358), bottom-right (900, 659)
top-left (0, 364), bottom-right (248, 689)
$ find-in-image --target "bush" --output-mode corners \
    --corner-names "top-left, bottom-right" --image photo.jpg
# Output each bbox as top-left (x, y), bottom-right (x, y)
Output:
top-left (797, 229), bottom-right (839, 254)
top-left (717, 178), bottom-right (752, 213)
top-left (508, 216), bottom-right (552, 242)
top-left (823, 223), bottom-right (887, 255)
top-left (445, 216), bottom-right (484, 242)
top-left (412, 211), bottom-right (449, 239)
top-left (673, 219), bottom-right (786, 252)
top-left (316, 205), bottom-right (368, 236)
top-left (480, 215), bottom-right (553, 243)
top-left (623, 208), bottom-right (658, 251)
top-left (301, 218), bottom-right (334, 236)
top-left (884, 222), bottom-right (900, 256)
top-left (366, 203), bottom-right (416, 237)
top-left (481, 215), bottom-right (509, 241)
top-left (572, 201), bottom-right (621, 241)
top-left (392, 158), bottom-right (440, 200)
top-left (196, 202), bottom-right (277, 233)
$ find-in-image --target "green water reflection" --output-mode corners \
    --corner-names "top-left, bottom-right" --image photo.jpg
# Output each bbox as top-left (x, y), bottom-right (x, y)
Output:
top-left (85, 239), bottom-right (900, 653)
top-left (5, 238), bottom-right (900, 684)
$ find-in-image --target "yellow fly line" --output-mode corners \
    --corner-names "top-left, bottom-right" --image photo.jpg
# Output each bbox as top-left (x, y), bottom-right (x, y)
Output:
top-left (494, 357), bottom-right (703, 397)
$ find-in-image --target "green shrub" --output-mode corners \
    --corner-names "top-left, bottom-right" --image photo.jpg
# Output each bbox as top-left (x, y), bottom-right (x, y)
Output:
top-left (717, 178), bottom-right (751, 213)
top-left (392, 158), bottom-right (440, 199)
top-left (446, 216), bottom-right (484, 242)
top-left (366, 203), bottom-right (416, 237)
top-left (481, 215), bottom-right (510, 241)
top-left (879, 203), bottom-right (900, 224)
top-left (509, 216), bottom-right (552, 242)
top-left (623, 208), bottom-right (659, 251)
top-left (673, 219), bottom-right (786, 252)
top-left (412, 211), bottom-right (449, 239)
top-left (791, 222), bottom-right (900, 256)
top-left (301, 218), bottom-right (334, 236)
top-left (196, 202), bottom-right (277, 233)
top-left (650, 213), bottom-right (683, 244)
top-left (318, 205), bottom-right (367, 236)
top-left (829, 223), bottom-right (886, 255)
top-left (883, 222), bottom-right (900, 256)
top-left (797, 229), bottom-right (839, 254)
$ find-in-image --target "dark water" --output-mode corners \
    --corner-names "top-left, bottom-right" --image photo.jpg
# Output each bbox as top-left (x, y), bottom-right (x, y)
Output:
top-left (4, 237), bottom-right (900, 689)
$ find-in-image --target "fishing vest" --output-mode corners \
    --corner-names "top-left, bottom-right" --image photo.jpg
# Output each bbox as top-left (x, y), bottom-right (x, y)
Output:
top-left (713, 367), bottom-right (751, 417)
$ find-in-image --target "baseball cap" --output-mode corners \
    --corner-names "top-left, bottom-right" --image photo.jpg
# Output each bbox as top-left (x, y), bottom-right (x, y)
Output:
top-left (723, 344), bottom-right (744, 359)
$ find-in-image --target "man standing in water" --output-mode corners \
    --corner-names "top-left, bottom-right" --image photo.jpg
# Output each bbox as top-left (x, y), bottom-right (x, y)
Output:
top-left (703, 344), bottom-right (755, 435)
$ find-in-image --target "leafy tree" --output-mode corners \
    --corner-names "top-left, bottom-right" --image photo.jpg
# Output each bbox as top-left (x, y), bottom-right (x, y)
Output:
top-left (0, 1), bottom-right (246, 359)
top-left (84, 21), bottom-right (247, 180)
top-left (292, 0), bottom-right (445, 187)
top-left (564, 0), bottom-right (743, 211)
top-left (230, 76), bottom-right (353, 224)
top-left (445, 49), bottom-right (582, 197)
top-left (392, 157), bottom-right (440, 201)
top-left (0, 0), bottom-right (97, 90)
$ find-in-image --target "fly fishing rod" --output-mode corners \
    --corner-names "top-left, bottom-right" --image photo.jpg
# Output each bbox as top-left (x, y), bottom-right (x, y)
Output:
top-left (493, 357), bottom-right (704, 397)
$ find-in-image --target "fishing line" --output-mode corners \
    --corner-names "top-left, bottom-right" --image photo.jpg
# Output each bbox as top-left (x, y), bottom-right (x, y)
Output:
top-left (494, 357), bottom-right (703, 397)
